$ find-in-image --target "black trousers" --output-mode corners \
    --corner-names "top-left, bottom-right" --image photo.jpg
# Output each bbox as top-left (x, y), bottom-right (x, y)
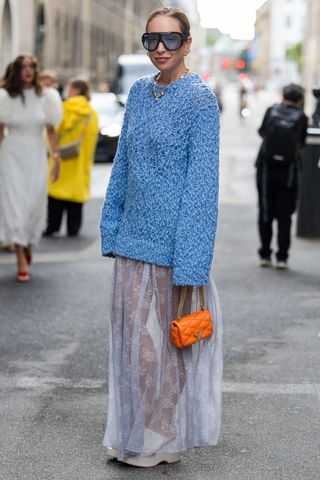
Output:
top-left (46, 196), bottom-right (83, 236)
top-left (257, 166), bottom-right (297, 261)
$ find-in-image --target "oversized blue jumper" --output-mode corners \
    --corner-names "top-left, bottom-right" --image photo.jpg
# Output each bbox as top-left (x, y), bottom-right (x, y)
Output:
top-left (100, 73), bottom-right (220, 286)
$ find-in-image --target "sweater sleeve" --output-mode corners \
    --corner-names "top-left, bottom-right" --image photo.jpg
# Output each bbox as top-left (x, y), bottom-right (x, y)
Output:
top-left (172, 93), bottom-right (220, 286)
top-left (100, 95), bottom-right (131, 257)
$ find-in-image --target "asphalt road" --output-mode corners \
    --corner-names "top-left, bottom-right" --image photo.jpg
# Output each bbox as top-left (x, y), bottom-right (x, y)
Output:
top-left (1, 85), bottom-right (319, 479)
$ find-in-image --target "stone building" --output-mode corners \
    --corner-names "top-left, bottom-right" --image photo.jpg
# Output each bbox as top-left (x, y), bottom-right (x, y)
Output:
top-left (254, 0), bottom-right (306, 89)
top-left (302, 0), bottom-right (320, 115)
top-left (253, 1), bottom-right (271, 85)
top-left (164, 0), bottom-right (203, 73)
top-left (0, 0), bottom-right (160, 86)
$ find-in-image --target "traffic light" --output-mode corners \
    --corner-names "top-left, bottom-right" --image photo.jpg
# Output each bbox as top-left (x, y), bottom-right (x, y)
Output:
top-left (221, 58), bottom-right (232, 69)
top-left (235, 59), bottom-right (246, 70)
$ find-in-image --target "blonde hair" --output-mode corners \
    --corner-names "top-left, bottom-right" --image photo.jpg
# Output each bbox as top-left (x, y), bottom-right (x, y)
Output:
top-left (39, 69), bottom-right (57, 81)
top-left (146, 7), bottom-right (190, 36)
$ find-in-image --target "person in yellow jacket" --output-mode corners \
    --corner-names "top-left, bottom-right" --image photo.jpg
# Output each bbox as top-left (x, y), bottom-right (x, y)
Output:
top-left (45, 79), bottom-right (99, 236)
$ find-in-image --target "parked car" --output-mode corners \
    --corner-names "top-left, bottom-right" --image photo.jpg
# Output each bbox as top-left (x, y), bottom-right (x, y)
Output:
top-left (90, 92), bottom-right (124, 162)
top-left (91, 55), bottom-right (156, 162)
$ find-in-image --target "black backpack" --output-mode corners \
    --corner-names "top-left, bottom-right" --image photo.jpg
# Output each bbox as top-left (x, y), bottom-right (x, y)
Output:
top-left (264, 104), bottom-right (302, 167)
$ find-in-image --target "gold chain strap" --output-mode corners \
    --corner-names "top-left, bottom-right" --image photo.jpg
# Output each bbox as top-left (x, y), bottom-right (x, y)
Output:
top-left (176, 286), bottom-right (205, 320)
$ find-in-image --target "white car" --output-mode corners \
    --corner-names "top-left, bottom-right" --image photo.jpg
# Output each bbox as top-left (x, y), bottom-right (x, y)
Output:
top-left (90, 92), bottom-right (124, 162)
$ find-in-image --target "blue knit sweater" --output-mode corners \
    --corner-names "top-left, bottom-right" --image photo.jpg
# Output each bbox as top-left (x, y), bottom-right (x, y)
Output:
top-left (100, 73), bottom-right (220, 286)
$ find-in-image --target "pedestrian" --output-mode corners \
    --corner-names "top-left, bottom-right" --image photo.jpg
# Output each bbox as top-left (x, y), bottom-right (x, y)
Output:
top-left (45, 79), bottom-right (99, 237)
top-left (239, 82), bottom-right (248, 117)
top-left (39, 69), bottom-right (63, 102)
top-left (39, 69), bottom-right (58, 89)
top-left (100, 7), bottom-right (222, 468)
top-left (0, 62), bottom-right (15, 253)
top-left (214, 81), bottom-right (223, 113)
top-left (0, 55), bottom-right (62, 282)
top-left (256, 83), bottom-right (308, 269)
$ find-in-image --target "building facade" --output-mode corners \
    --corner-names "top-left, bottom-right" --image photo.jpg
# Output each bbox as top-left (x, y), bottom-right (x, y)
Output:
top-left (302, 0), bottom-right (320, 115)
top-left (0, 0), bottom-right (161, 86)
top-left (167, 0), bottom-right (203, 73)
top-left (254, 0), bottom-right (306, 89)
top-left (0, 0), bottom-right (202, 88)
top-left (253, 1), bottom-right (271, 84)
top-left (0, 0), bottom-right (35, 72)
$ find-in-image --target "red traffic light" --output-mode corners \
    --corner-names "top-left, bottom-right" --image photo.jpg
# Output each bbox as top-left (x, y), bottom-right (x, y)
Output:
top-left (235, 59), bottom-right (246, 70)
top-left (221, 58), bottom-right (232, 69)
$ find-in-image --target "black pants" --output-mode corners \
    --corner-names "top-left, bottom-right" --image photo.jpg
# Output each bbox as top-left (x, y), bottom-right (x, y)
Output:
top-left (46, 196), bottom-right (83, 236)
top-left (257, 166), bottom-right (297, 261)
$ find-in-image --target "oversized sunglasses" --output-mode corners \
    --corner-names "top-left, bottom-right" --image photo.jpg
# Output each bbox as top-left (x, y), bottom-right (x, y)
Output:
top-left (141, 32), bottom-right (188, 52)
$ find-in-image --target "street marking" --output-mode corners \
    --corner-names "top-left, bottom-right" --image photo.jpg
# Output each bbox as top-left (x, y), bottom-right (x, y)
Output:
top-left (1, 376), bottom-right (319, 399)
top-left (223, 382), bottom-right (320, 398)
top-left (16, 376), bottom-right (105, 390)
top-left (0, 239), bottom-right (101, 265)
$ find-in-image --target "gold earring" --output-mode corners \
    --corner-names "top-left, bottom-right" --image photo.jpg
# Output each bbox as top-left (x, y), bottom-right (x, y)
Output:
top-left (184, 50), bottom-right (190, 56)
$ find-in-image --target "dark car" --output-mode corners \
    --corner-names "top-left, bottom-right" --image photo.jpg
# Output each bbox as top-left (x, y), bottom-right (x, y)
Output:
top-left (91, 92), bottom-right (124, 162)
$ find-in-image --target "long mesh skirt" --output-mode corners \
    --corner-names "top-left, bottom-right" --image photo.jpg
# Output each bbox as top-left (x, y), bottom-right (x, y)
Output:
top-left (103, 256), bottom-right (223, 460)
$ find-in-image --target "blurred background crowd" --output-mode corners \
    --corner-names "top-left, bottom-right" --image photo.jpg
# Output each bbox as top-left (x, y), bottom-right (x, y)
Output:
top-left (0, 0), bottom-right (319, 160)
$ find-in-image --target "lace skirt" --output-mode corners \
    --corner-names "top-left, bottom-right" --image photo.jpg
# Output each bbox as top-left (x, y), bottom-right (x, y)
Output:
top-left (103, 256), bottom-right (223, 460)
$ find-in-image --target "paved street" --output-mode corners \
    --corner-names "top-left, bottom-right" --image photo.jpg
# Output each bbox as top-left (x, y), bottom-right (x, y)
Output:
top-left (1, 85), bottom-right (319, 480)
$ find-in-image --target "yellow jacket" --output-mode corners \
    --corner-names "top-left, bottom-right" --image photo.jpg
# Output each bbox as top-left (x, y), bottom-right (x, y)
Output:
top-left (48, 95), bottom-right (99, 203)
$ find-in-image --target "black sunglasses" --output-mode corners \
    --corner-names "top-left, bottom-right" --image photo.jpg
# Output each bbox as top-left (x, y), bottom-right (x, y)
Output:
top-left (142, 32), bottom-right (188, 52)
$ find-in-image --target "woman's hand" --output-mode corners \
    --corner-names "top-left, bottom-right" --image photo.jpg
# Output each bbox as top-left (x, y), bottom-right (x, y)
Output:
top-left (46, 124), bottom-right (60, 182)
top-left (50, 152), bottom-right (60, 182)
top-left (0, 124), bottom-right (4, 146)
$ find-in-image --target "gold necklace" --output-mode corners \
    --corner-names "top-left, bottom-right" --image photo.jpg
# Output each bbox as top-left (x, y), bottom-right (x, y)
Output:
top-left (152, 69), bottom-right (189, 101)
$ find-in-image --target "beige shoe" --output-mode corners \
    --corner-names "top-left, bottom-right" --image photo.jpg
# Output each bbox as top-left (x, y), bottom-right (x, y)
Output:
top-left (259, 258), bottom-right (272, 268)
top-left (122, 452), bottom-right (182, 468)
top-left (106, 447), bottom-right (118, 458)
top-left (276, 261), bottom-right (288, 270)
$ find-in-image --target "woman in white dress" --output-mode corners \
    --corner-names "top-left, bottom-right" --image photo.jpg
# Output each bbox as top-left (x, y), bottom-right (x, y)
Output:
top-left (0, 55), bottom-right (62, 282)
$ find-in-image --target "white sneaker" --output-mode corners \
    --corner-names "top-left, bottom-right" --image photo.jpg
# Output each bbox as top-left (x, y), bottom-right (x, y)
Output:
top-left (122, 452), bottom-right (182, 468)
top-left (259, 258), bottom-right (272, 268)
top-left (276, 261), bottom-right (288, 270)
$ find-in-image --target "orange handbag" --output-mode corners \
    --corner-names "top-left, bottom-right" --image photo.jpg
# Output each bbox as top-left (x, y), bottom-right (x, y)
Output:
top-left (171, 286), bottom-right (213, 349)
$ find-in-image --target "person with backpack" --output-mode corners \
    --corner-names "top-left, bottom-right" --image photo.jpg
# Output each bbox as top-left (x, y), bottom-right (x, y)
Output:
top-left (256, 83), bottom-right (308, 269)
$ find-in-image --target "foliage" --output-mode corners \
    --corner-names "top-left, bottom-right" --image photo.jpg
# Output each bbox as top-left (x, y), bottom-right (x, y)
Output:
top-left (286, 42), bottom-right (303, 71)
top-left (206, 33), bottom-right (217, 47)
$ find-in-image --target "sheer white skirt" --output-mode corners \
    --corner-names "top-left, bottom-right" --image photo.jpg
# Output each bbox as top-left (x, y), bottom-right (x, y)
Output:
top-left (103, 256), bottom-right (223, 460)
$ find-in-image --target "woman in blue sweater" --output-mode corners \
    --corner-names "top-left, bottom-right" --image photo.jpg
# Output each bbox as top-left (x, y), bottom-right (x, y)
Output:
top-left (100, 7), bottom-right (222, 467)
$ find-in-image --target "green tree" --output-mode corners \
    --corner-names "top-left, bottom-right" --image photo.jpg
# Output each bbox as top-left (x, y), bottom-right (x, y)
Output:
top-left (286, 42), bottom-right (303, 72)
top-left (206, 33), bottom-right (217, 47)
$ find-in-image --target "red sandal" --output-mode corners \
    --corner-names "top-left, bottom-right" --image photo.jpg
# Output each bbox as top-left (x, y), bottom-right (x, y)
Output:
top-left (16, 271), bottom-right (30, 283)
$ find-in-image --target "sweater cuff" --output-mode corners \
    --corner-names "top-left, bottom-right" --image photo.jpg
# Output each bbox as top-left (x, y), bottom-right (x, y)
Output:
top-left (101, 231), bottom-right (116, 257)
top-left (172, 266), bottom-right (209, 287)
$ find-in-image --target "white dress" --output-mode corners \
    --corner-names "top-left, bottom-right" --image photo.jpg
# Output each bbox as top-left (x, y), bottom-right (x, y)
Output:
top-left (0, 87), bottom-right (62, 246)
